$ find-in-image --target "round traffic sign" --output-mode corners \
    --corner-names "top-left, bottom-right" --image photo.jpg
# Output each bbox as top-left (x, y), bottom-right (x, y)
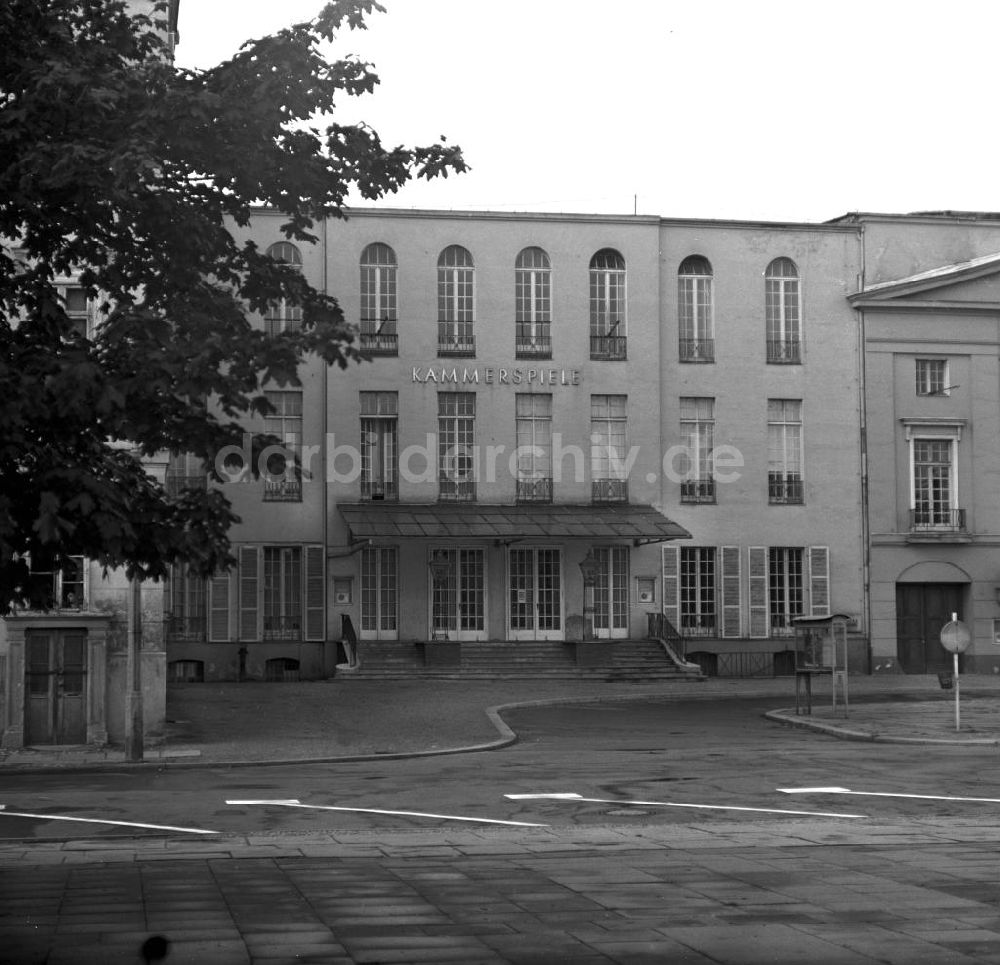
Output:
top-left (940, 620), bottom-right (972, 654)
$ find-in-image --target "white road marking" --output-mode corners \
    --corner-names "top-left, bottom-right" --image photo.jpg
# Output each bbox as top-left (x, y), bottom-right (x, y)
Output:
top-left (778, 786), bottom-right (1000, 804)
top-left (226, 799), bottom-right (548, 828)
top-left (0, 807), bottom-right (218, 835)
top-left (504, 793), bottom-right (865, 819)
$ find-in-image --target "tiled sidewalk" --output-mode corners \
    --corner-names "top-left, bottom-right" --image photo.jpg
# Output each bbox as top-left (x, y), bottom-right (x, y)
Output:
top-left (4, 823), bottom-right (1000, 963)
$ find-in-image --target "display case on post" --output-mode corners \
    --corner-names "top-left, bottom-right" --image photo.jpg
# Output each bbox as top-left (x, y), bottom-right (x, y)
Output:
top-left (792, 614), bottom-right (851, 716)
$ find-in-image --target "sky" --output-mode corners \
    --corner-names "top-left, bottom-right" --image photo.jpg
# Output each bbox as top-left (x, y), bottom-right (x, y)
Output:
top-left (174, 0), bottom-right (999, 224)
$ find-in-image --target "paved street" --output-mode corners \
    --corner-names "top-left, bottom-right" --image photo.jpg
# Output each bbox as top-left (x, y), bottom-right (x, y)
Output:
top-left (4, 678), bottom-right (1000, 962)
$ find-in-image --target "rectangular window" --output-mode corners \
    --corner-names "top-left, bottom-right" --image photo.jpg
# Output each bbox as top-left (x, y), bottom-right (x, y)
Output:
top-left (63, 285), bottom-right (90, 338)
top-left (680, 547), bottom-right (716, 635)
top-left (680, 397), bottom-right (715, 502)
top-left (768, 547), bottom-right (804, 633)
top-left (263, 390), bottom-right (302, 501)
top-left (515, 394), bottom-right (553, 502)
top-left (264, 299), bottom-right (302, 335)
top-left (263, 546), bottom-right (302, 639)
top-left (590, 395), bottom-right (628, 502)
top-left (912, 438), bottom-right (955, 527)
top-left (360, 391), bottom-right (398, 500)
top-left (438, 392), bottom-right (476, 501)
top-left (515, 254), bottom-right (552, 358)
top-left (167, 564), bottom-right (206, 640)
top-left (431, 548), bottom-right (486, 637)
top-left (916, 359), bottom-right (948, 396)
top-left (23, 552), bottom-right (86, 610)
top-left (768, 399), bottom-right (803, 504)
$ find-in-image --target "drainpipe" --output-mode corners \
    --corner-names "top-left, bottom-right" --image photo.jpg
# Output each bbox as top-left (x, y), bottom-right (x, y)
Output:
top-left (855, 227), bottom-right (873, 674)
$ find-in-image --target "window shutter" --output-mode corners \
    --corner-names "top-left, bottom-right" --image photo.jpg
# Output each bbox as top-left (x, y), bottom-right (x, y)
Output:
top-left (661, 544), bottom-right (680, 631)
top-left (238, 546), bottom-right (260, 641)
top-left (720, 546), bottom-right (742, 638)
top-left (748, 546), bottom-right (769, 638)
top-left (208, 572), bottom-right (232, 642)
top-left (304, 545), bottom-right (325, 641)
top-left (809, 546), bottom-right (830, 617)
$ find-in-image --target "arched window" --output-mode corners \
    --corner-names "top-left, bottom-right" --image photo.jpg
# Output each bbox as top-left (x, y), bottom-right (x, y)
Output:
top-left (589, 249), bottom-right (626, 360)
top-left (515, 246), bottom-right (551, 358)
top-left (264, 242), bottom-right (303, 335)
top-left (360, 243), bottom-right (398, 355)
top-left (678, 256), bottom-right (713, 361)
top-left (765, 257), bottom-right (800, 363)
top-left (437, 245), bottom-right (475, 356)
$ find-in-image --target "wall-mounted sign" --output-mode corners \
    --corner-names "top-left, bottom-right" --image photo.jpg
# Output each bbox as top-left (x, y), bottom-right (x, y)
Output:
top-left (411, 366), bottom-right (581, 386)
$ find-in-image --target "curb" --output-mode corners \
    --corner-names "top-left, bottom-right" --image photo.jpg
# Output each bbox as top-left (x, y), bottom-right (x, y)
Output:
top-left (765, 709), bottom-right (1000, 746)
top-left (5, 690), bottom-right (999, 775)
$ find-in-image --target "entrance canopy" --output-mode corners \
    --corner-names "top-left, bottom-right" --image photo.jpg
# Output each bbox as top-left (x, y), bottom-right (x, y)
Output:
top-left (339, 503), bottom-right (690, 544)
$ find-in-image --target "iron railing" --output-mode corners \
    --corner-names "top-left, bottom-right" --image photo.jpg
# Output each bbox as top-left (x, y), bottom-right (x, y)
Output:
top-left (263, 478), bottom-right (302, 502)
top-left (679, 338), bottom-right (715, 362)
top-left (910, 508), bottom-right (966, 532)
top-left (681, 479), bottom-right (716, 503)
top-left (592, 478), bottom-right (628, 503)
top-left (768, 473), bottom-right (804, 504)
top-left (360, 319), bottom-right (399, 356)
top-left (437, 322), bottom-right (475, 356)
top-left (766, 338), bottom-right (801, 363)
top-left (590, 334), bottom-right (627, 360)
top-left (516, 476), bottom-right (553, 503)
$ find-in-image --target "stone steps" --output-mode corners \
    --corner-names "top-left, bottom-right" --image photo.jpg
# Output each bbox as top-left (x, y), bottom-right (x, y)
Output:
top-left (338, 639), bottom-right (704, 681)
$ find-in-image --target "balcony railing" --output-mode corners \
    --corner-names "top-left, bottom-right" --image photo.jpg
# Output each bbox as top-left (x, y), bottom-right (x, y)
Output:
top-left (439, 478), bottom-right (476, 502)
top-left (766, 338), bottom-right (801, 364)
top-left (910, 508), bottom-right (966, 532)
top-left (263, 617), bottom-right (302, 641)
top-left (438, 322), bottom-right (475, 356)
top-left (263, 477), bottom-right (302, 502)
top-left (516, 476), bottom-right (553, 503)
top-left (165, 474), bottom-right (207, 497)
top-left (592, 478), bottom-right (628, 503)
top-left (590, 334), bottom-right (627, 360)
top-left (679, 338), bottom-right (715, 362)
top-left (515, 326), bottom-right (552, 359)
top-left (681, 479), bottom-right (716, 503)
top-left (768, 473), bottom-right (804, 504)
top-left (361, 477), bottom-right (398, 501)
top-left (359, 319), bottom-right (398, 356)
top-left (165, 615), bottom-right (206, 641)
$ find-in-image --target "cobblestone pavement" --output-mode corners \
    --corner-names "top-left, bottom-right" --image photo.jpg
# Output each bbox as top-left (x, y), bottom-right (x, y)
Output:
top-left (4, 821), bottom-right (1000, 964)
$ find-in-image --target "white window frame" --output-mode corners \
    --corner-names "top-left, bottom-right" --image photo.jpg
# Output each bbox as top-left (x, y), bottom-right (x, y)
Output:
top-left (428, 546), bottom-right (488, 640)
top-left (767, 399), bottom-right (804, 504)
top-left (765, 257), bottom-right (801, 361)
top-left (264, 242), bottom-right (303, 335)
top-left (915, 358), bottom-right (949, 396)
top-left (588, 249), bottom-right (627, 340)
top-left (678, 256), bottom-right (714, 360)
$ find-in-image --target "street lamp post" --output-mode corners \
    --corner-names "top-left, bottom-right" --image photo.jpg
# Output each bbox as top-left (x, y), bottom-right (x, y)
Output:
top-left (578, 549), bottom-right (598, 642)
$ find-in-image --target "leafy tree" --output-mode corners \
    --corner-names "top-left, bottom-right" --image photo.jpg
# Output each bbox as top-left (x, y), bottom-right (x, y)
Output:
top-left (0, 0), bottom-right (466, 592)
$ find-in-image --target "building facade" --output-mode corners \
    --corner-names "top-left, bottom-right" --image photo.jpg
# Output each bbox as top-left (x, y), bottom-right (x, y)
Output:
top-left (845, 212), bottom-right (1000, 674)
top-left (160, 207), bottom-right (871, 681)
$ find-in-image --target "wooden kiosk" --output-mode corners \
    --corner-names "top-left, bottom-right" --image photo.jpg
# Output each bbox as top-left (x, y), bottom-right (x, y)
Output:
top-left (791, 614), bottom-right (850, 716)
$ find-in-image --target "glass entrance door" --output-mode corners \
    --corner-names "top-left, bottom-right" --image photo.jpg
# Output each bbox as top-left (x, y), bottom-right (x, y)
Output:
top-left (360, 546), bottom-right (398, 640)
top-left (594, 545), bottom-right (629, 638)
top-left (430, 548), bottom-right (487, 640)
top-left (509, 548), bottom-right (563, 640)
